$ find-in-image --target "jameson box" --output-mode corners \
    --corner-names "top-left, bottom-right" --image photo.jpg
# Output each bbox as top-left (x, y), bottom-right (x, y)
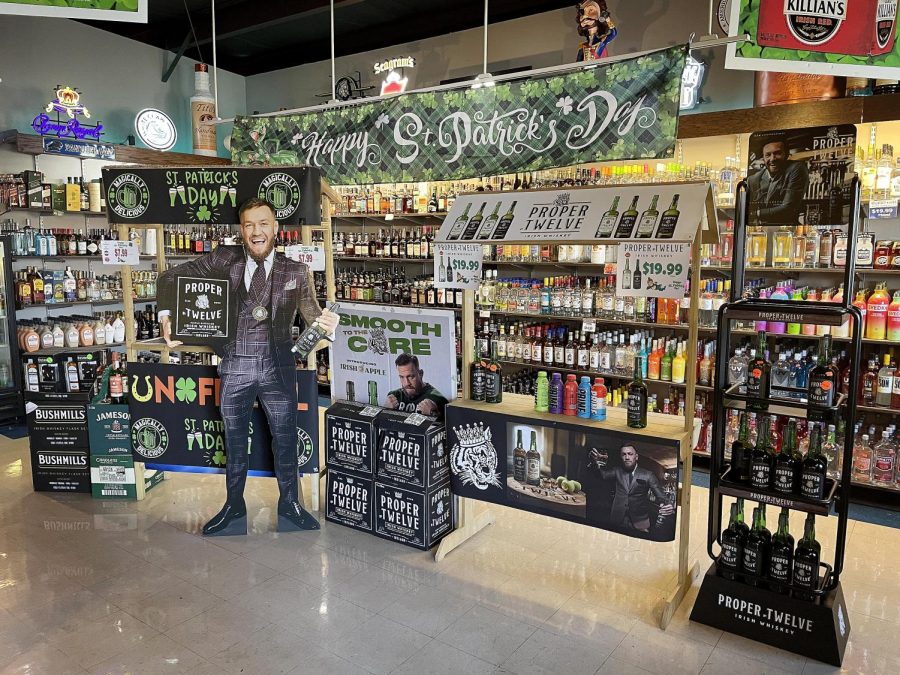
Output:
top-left (757, 0), bottom-right (898, 56)
top-left (26, 392), bottom-right (90, 450)
top-left (88, 403), bottom-right (136, 499)
top-left (325, 401), bottom-right (381, 475)
top-left (376, 410), bottom-right (448, 489)
top-left (325, 468), bottom-right (374, 533)
top-left (374, 480), bottom-right (454, 550)
top-left (90, 455), bottom-right (136, 499)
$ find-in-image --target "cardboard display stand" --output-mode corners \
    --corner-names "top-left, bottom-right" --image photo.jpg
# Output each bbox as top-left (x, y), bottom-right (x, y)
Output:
top-left (435, 181), bottom-right (719, 629)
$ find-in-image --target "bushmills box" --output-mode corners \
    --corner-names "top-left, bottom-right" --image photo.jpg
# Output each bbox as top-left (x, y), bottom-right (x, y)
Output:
top-left (26, 393), bottom-right (90, 449)
top-left (374, 480), bottom-right (454, 550)
top-left (31, 447), bottom-right (90, 493)
top-left (325, 468), bottom-right (374, 533)
top-left (325, 401), bottom-right (381, 474)
top-left (375, 409), bottom-right (448, 489)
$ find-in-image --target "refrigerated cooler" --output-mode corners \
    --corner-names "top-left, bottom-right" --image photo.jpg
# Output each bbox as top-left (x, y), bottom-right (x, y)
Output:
top-left (0, 236), bottom-right (23, 423)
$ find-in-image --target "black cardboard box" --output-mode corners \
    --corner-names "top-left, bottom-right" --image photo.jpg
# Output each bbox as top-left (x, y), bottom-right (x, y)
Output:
top-left (30, 446), bottom-right (91, 493)
top-left (325, 467), bottom-right (374, 533)
top-left (325, 401), bottom-right (381, 475)
top-left (375, 410), bottom-right (447, 489)
top-left (374, 480), bottom-right (454, 550)
top-left (26, 392), bottom-right (91, 449)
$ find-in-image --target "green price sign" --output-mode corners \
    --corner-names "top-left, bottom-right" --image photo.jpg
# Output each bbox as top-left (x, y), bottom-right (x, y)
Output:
top-left (642, 262), bottom-right (683, 276)
top-left (451, 259), bottom-right (480, 271)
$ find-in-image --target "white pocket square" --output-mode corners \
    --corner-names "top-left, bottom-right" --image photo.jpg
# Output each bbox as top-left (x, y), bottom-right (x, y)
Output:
top-left (285, 279), bottom-right (297, 290)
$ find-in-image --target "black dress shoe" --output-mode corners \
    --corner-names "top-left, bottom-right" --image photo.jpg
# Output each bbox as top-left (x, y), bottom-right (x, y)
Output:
top-left (202, 501), bottom-right (247, 536)
top-left (277, 500), bottom-right (320, 531)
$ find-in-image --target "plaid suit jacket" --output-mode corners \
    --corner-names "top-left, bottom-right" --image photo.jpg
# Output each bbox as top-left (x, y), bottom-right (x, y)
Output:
top-left (158, 245), bottom-right (322, 366)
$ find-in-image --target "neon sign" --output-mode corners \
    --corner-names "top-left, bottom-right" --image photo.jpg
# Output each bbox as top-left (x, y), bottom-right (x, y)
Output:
top-left (32, 85), bottom-right (103, 140)
top-left (374, 56), bottom-right (415, 75)
top-left (680, 55), bottom-right (707, 110)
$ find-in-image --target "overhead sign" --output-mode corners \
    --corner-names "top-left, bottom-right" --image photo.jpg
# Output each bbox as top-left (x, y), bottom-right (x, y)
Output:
top-left (0, 0), bottom-right (148, 23)
top-left (727, 0), bottom-right (900, 78)
top-left (680, 54), bottom-right (706, 110)
top-left (374, 56), bottom-right (416, 74)
top-left (101, 166), bottom-right (322, 226)
top-left (32, 86), bottom-right (103, 141)
top-left (231, 45), bottom-right (687, 185)
top-left (41, 138), bottom-right (116, 160)
top-left (134, 108), bottom-right (177, 151)
top-left (435, 182), bottom-right (717, 244)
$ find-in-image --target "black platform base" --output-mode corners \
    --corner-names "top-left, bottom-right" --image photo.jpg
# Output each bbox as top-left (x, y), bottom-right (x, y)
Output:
top-left (690, 563), bottom-right (850, 666)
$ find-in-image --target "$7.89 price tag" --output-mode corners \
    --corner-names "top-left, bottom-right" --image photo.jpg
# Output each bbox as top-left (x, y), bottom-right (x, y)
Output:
top-left (100, 240), bottom-right (139, 265)
top-left (615, 242), bottom-right (690, 299)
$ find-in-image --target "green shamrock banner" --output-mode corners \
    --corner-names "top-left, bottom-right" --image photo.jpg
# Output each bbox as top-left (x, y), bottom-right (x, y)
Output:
top-left (231, 45), bottom-right (687, 185)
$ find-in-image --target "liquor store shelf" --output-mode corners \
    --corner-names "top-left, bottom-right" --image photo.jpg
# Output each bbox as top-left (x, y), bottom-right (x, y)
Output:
top-left (703, 265), bottom-right (900, 276)
top-left (318, 297), bottom-right (463, 312)
top-left (484, 309), bottom-right (693, 330)
top-left (496, 359), bottom-right (714, 391)
top-left (332, 212), bottom-right (448, 221)
top-left (23, 343), bottom-right (123, 356)
top-left (856, 404), bottom-right (900, 417)
top-left (1, 206), bottom-right (107, 217)
top-left (13, 255), bottom-right (160, 263)
top-left (17, 297), bottom-right (155, 310)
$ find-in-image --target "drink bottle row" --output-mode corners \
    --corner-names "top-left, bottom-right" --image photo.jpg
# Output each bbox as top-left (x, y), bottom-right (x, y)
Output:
top-left (332, 229), bottom-right (436, 259)
top-left (720, 500), bottom-right (823, 601)
top-left (2, 221), bottom-right (120, 258)
top-left (332, 270), bottom-right (464, 308)
top-left (18, 313), bottom-right (128, 353)
top-left (163, 225), bottom-right (236, 255)
top-left (481, 242), bottom-right (620, 264)
top-left (746, 225), bottom-right (900, 270)
top-left (0, 172), bottom-right (104, 212)
top-left (14, 268), bottom-right (156, 308)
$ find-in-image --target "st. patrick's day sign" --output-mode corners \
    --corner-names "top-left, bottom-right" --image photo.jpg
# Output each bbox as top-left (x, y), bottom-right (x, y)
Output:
top-left (230, 45), bottom-right (686, 185)
top-left (101, 166), bottom-right (321, 226)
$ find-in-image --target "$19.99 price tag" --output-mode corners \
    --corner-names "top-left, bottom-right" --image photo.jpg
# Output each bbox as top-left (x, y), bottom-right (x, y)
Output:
top-left (615, 242), bottom-right (690, 299)
top-left (434, 243), bottom-right (482, 290)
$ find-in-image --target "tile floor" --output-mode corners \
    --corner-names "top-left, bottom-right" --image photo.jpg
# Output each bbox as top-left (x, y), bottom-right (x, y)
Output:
top-left (0, 434), bottom-right (898, 675)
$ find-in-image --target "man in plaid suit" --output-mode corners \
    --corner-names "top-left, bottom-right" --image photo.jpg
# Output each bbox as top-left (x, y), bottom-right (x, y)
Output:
top-left (158, 197), bottom-right (338, 536)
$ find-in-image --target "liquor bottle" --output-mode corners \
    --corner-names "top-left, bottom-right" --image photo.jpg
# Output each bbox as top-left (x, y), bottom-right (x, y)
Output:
top-left (773, 418), bottom-right (800, 494)
top-left (655, 194), bottom-right (681, 238)
top-left (627, 355), bottom-right (648, 429)
top-left (866, 282), bottom-right (890, 339)
top-left (109, 354), bottom-right (126, 404)
top-left (872, 430), bottom-right (896, 485)
top-left (460, 203), bottom-right (487, 240)
top-left (471, 345), bottom-right (486, 401)
top-left (613, 196), bottom-right (640, 238)
top-left (807, 334), bottom-right (837, 407)
top-left (427, 190), bottom-right (439, 213)
top-left (792, 514), bottom-right (821, 601)
top-left (526, 430), bottom-right (541, 486)
top-left (191, 63), bottom-right (217, 156)
top-left (632, 257), bottom-right (642, 290)
top-left (768, 508), bottom-right (795, 594)
top-left (719, 502), bottom-right (746, 580)
top-left (751, 415), bottom-right (775, 489)
top-left (476, 202), bottom-right (502, 240)
top-left (594, 196), bottom-right (620, 238)
top-left (745, 331), bottom-right (771, 403)
top-left (852, 433), bottom-right (873, 483)
top-left (742, 505), bottom-right (771, 587)
top-left (800, 424), bottom-right (828, 499)
top-left (292, 302), bottom-right (340, 360)
top-left (513, 429), bottom-right (526, 482)
top-left (876, 354), bottom-right (894, 407)
top-left (534, 370), bottom-right (549, 412)
top-left (730, 411), bottom-right (753, 483)
top-left (493, 201), bottom-right (518, 239)
top-left (484, 342), bottom-right (503, 404)
top-left (635, 196), bottom-right (660, 238)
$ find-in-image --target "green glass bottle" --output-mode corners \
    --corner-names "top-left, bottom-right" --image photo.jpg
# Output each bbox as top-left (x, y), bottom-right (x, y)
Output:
top-left (801, 424), bottom-right (828, 500)
top-left (742, 504), bottom-right (771, 586)
top-left (731, 411), bottom-right (753, 483)
top-left (773, 418), bottom-right (800, 494)
top-left (627, 355), bottom-right (648, 429)
top-left (719, 502), bottom-right (746, 580)
top-left (768, 507), bottom-right (794, 594)
top-left (750, 416), bottom-right (775, 489)
top-left (793, 514), bottom-right (821, 601)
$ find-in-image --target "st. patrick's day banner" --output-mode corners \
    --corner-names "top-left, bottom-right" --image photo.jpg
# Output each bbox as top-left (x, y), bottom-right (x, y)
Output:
top-left (230, 45), bottom-right (687, 185)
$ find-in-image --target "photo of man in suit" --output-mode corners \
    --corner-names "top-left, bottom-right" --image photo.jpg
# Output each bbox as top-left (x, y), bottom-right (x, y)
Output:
top-left (158, 197), bottom-right (339, 536)
top-left (747, 134), bottom-right (809, 226)
top-left (586, 444), bottom-right (674, 534)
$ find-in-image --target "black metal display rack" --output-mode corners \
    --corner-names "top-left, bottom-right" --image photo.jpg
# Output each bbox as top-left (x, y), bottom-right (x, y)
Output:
top-left (690, 180), bottom-right (862, 666)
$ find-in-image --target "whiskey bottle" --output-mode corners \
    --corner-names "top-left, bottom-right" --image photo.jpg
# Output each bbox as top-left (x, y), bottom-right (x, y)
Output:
top-left (484, 342), bottom-right (503, 404)
top-left (632, 257), bottom-right (642, 290)
top-left (446, 203), bottom-right (472, 240)
top-left (613, 196), bottom-right (640, 238)
top-left (807, 334), bottom-right (837, 407)
top-left (292, 302), bottom-right (339, 360)
top-left (800, 423), bottom-right (828, 499)
top-left (768, 508), bottom-right (794, 594)
top-left (513, 429), bottom-right (526, 483)
top-left (635, 195), bottom-right (660, 238)
top-left (476, 202), bottom-right (502, 240)
top-left (745, 331), bottom-right (771, 403)
top-left (460, 202), bottom-right (487, 240)
top-left (471, 345), bottom-right (486, 402)
top-left (741, 504), bottom-right (771, 586)
top-left (730, 411), bottom-right (753, 483)
top-left (750, 415), bottom-right (775, 489)
top-left (718, 502), bottom-right (745, 580)
top-left (655, 194), bottom-right (681, 239)
top-left (594, 196), bottom-right (620, 238)
top-left (792, 514), bottom-right (821, 601)
top-left (526, 430), bottom-right (541, 486)
top-left (627, 355), bottom-right (648, 429)
top-left (773, 417), bottom-right (800, 494)
top-left (493, 201), bottom-right (518, 239)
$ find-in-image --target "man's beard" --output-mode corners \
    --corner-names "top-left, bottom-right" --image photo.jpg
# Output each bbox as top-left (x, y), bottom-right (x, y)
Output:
top-left (578, 20), bottom-right (605, 38)
top-left (244, 238), bottom-right (275, 263)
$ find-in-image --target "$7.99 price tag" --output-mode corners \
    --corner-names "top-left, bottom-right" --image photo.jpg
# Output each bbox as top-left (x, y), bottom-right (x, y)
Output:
top-left (284, 245), bottom-right (326, 271)
top-left (100, 240), bottom-right (139, 265)
top-left (615, 242), bottom-right (690, 299)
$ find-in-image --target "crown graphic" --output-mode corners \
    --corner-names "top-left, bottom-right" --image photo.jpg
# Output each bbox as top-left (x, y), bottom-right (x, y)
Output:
top-left (454, 423), bottom-right (488, 448)
top-left (56, 86), bottom-right (79, 106)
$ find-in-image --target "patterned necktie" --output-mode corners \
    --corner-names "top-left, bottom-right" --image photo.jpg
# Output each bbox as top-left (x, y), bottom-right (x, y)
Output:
top-left (249, 261), bottom-right (267, 304)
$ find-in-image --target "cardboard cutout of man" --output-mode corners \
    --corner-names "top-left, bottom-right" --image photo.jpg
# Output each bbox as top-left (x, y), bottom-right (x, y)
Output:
top-left (576, 0), bottom-right (618, 62)
top-left (158, 198), bottom-right (339, 536)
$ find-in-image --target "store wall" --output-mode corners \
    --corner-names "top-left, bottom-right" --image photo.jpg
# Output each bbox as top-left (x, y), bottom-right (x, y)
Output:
top-left (245, 0), bottom-right (755, 116)
top-left (0, 15), bottom-right (245, 158)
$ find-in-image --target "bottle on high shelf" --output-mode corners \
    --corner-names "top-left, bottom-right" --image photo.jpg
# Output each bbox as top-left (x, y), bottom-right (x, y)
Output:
top-left (807, 334), bottom-right (837, 407)
top-left (792, 514), bottom-right (821, 601)
top-left (718, 502), bottom-right (746, 580)
top-left (741, 504), bottom-right (771, 587)
top-left (730, 411), bottom-right (753, 484)
top-left (751, 415), bottom-right (775, 489)
top-left (745, 331), bottom-right (771, 403)
top-left (768, 508), bottom-right (795, 595)
top-left (773, 418), bottom-right (801, 494)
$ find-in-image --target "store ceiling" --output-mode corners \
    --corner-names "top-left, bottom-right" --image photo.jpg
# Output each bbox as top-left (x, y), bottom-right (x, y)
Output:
top-left (80, 0), bottom-right (573, 77)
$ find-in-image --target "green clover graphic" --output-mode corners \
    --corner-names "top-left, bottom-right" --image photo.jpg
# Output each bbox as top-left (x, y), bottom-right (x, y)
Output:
top-left (196, 205), bottom-right (212, 222)
top-left (175, 377), bottom-right (197, 403)
top-left (211, 450), bottom-right (226, 466)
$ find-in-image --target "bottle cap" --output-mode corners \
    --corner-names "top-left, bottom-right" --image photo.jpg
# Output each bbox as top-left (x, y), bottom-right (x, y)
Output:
top-left (566, 374), bottom-right (576, 380)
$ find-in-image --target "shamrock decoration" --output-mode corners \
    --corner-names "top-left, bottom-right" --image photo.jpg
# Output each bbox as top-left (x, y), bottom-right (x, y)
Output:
top-left (211, 450), bottom-right (226, 466)
top-left (175, 377), bottom-right (197, 403)
top-left (195, 205), bottom-right (212, 222)
top-left (374, 113), bottom-right (390, 129)
top-left (555, 96), bottom-right (574, 115)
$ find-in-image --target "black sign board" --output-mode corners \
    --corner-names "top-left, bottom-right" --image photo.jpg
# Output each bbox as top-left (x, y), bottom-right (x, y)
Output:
top-left (30, 447), bottom-right (91, 493)
top-left (174, 276), bottom-right (234, 348)
top-left (326, 401), bottom-right (381, 475)
top-left (102, 166), bottom-right (322, 226)
top-left (376, 409), bottom-right (447, 489)
top-left (127, 363), bottom-right (319, 474)
top-left (326, 468), bottom-right (374, 532)
top-left (26, 394), bottom-right (90, 449)
top-left (374, 480), bottom-right (453, 550)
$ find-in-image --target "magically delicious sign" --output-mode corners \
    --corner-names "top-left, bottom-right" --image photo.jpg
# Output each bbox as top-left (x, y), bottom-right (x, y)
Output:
top-left (230, 45), bottom-right (686, 185)
top-left (101, 166), bottom-right (322, 226)
top-left (174, 276), bottom-right (233, 349)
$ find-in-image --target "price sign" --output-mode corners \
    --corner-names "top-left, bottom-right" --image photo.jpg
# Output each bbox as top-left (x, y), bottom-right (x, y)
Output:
top-left (615, 242), bottom-right (690, 299)
top-left (434, 243), bottom-right (482, 290)
top-left (868, 199), bottom-right (898, 220)
top-left (285, 244), bottom-right (326, 271)
top-left (100, 240), bottom-right (139, 265)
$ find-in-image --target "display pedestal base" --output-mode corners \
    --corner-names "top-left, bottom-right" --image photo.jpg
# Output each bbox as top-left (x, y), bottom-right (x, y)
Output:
top-left (661, 561), bottom-right (700, 629)
top-left (434, 497), bottom-right (493, 562)
top-left (690, 563), bottom-right (850, 666)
